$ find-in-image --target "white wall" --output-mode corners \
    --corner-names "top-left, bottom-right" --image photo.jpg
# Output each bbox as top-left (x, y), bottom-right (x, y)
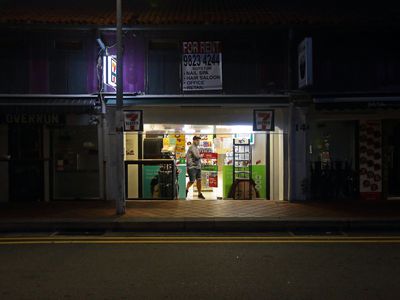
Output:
top-left (253, 133), bottom-right (266, 165)
top-left (269, 108), bottom-right (288, 201)
top-left (125, 133), bottom-right (139, 198)
top-left (0, 125), bottom-right (8, 202)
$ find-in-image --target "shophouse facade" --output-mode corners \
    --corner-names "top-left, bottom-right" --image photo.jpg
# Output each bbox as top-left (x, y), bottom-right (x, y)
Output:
top-left (1, 1), bottom-right (399, 203)
top-left (291, 27), bottom-right (400, 202)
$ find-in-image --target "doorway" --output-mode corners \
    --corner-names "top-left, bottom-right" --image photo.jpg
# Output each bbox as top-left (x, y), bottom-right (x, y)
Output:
top-left (384, 120), bottom-right (400, 199)
top-left (8, 125), bottom-right (44, 202)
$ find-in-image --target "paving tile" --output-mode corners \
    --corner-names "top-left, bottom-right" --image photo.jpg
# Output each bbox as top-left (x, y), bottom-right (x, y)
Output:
top-left (1, 200), bottom-right (400, 220)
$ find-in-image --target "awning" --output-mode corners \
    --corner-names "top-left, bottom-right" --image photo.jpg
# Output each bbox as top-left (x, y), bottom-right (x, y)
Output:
top-left (313, 95), bottom-right (400, 110)
top-left (0, 94), bottom-right (101, 114)
top-left (105, 94), bottom-right (290, 107)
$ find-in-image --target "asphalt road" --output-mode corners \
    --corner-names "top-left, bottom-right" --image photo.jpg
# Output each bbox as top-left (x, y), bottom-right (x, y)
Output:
top-left (1, 234), bottom-right (400, 300)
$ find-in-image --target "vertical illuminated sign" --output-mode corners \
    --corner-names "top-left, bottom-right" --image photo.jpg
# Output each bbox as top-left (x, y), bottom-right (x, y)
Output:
top-left (298, 37), bottom-right (313, 88)
top-left (103, 55), bottom-right (117, 88)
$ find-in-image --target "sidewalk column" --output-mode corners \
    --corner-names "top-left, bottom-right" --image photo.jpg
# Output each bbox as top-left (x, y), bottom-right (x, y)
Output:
top-left (115, 0), bottom-right (126, 214)
top-left (288, 103), bottom-right (308, 201)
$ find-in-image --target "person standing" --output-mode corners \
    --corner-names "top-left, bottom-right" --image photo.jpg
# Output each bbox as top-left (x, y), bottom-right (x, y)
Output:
top-left (186, 136), bottom-right (205, 199)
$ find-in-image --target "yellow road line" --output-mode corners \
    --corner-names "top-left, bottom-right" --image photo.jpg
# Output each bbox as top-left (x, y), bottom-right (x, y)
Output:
top-left (1, 237), bottom-right (400, 245)
top-left (2, 236), bottom-right (400, 241)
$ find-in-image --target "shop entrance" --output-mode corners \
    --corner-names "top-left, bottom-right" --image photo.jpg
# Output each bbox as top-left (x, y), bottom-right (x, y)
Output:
top-left (8, 125), bottom-right (44, 202)
top-left (308, 120), bottom-right (358, 200)
top-left (383, 120), bottom-right (400, 199)
top-left (51, 126), bottom-right (100, 200)
top-left (125, 124), bottom-right (269, 200)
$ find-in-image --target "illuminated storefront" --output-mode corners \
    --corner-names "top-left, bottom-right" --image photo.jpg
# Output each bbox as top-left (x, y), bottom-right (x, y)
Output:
top-left (105, 98), bottom-right (288, 201)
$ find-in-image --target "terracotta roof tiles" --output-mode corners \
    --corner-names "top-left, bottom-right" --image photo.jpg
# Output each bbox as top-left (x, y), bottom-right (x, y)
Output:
top-left (0, 0), bottom-right (397, 27)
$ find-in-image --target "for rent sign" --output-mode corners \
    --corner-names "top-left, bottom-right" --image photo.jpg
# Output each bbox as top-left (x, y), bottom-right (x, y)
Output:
top-left (182, 41), bottom-right (222, 91)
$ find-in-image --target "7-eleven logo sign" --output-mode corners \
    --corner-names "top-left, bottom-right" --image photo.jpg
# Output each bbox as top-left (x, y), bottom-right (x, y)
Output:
top-left (103, 55), bottom-right (117, 88)
top-left (124, 111), bottom-right (143, 132)
top-left (110, 58), bottom-right (117, 84)
top-left (254, 110), bottom-right (275, 131)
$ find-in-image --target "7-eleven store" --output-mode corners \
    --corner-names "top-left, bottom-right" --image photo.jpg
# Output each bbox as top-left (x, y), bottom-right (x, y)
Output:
top-left (104, 95), bottom-right (289, 202)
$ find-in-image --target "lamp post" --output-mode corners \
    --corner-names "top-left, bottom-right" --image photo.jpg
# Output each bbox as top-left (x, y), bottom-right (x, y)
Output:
top-left (115, 0), bottom-right (125, 215)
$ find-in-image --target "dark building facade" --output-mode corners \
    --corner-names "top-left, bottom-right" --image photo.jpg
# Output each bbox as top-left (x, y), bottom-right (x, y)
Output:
top-left (1, 0), bottom-right (399, 202)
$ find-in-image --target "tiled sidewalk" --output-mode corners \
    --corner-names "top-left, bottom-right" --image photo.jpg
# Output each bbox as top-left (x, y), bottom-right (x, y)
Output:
top-left (124, 200), bottom-right (400, 219)
top-left (1, 200), bottom-right (400, 220)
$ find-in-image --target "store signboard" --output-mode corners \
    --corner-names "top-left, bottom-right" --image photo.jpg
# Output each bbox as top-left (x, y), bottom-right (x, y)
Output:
top-left (182, 41), bottom-right (222, 91)
top-left (298, 37), bottom-right (313, 88)
top-left (202, 152), bottom-right (218, 159)
top-left (235, 133), bottom-right (254, 145)
top-left (103, 55), bottom-right (117, 88)
top-left (123, 110), bottom-right (143, 132)
top-left (253, 110), bottom-right (275, 131)
top-left (359, 120), bottom-right (382, 201)
top-left (0, 113), bottom-right (65, 125)
top-left (234, 138), bottom-right (250, 145)
top-left (174, 134), bottom-right (186, 162)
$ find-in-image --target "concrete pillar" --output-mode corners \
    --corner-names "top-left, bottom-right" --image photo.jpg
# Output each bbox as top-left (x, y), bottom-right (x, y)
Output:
top-left (98, 115), bottom-right (106, 200)
top-left (0, 125), bottom-right (8, 202)
top-left (104, 108), bottom-right (118, 202)
top-left (288, 103), bottom-right (308, 201)
top-left (43, 126), bottom-right (50, 202)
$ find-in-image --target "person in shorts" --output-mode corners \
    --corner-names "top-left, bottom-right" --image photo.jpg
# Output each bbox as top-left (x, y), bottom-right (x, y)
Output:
top-left (186, 136), bottom-right (205, 199)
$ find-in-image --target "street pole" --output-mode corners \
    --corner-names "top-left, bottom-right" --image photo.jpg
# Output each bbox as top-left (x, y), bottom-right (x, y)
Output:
top-left (115, 0), bottom-right (126, 215)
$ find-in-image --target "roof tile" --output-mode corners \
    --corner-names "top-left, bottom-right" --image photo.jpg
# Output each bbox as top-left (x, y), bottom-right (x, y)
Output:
top-left (0, 0), bottom-right (397, 26)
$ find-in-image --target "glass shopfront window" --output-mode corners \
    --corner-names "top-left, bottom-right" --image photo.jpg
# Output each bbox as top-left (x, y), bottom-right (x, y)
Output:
top-left (124, 124), bottom-right (269, 200)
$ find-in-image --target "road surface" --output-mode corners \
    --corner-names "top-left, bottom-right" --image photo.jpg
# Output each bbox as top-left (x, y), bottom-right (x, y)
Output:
top-left (0, 233), bottom-right (400, 299)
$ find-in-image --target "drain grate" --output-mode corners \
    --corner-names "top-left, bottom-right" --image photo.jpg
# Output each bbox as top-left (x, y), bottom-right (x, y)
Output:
top-left (290, 230), bottom-right (347, 237)
top-left (54, 230), bottom-right (106, 236)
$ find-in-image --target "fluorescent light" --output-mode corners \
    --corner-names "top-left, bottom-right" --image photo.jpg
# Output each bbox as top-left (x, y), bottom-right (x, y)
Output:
top-left (183, 127), bottom-right (195, 134)
top-left (200, 128), bottom-right (213, 134)
top-left (215, 125), bottom-right (252, 133)
top-left (232, 125), bottom-right (252, 133)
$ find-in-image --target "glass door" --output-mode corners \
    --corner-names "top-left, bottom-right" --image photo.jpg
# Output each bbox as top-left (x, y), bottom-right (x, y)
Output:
top-left (8, 125), bottom-right (44, 202)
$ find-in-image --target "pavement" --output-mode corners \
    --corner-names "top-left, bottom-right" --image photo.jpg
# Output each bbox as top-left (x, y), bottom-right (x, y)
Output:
top-left (1, 200), bottom-right (400, 232)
